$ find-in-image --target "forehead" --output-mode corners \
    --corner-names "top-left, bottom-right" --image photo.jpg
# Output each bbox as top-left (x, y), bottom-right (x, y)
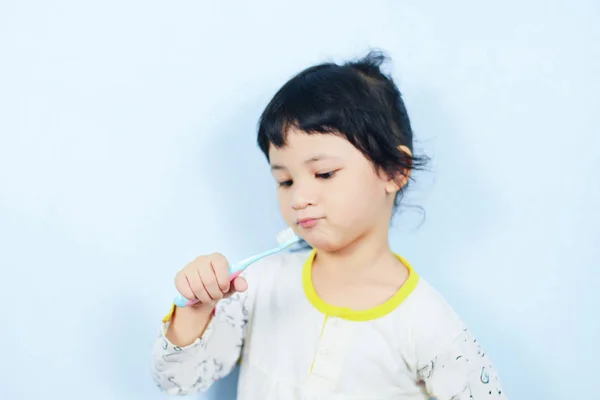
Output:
top-left (268, 129), bottom-right (357, 163)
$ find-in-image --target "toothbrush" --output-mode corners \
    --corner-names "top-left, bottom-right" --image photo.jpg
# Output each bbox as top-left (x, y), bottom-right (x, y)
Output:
top-left (173, 227), bottom-right (300, 307)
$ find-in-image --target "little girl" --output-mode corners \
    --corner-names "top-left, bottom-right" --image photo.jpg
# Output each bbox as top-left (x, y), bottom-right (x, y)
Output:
top-left (152, 52), bottom-right (507, 400)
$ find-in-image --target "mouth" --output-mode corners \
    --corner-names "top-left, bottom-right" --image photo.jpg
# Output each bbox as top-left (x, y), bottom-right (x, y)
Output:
top-left (296, 217), bottom-right (321, 228)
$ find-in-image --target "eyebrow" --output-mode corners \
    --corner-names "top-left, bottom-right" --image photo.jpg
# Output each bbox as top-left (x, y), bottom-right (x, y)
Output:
top-left (270, 155), bottom-right (339, 171)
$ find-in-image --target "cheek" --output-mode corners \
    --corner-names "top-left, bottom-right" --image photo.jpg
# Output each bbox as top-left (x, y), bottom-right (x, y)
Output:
top-left (277, 190), bottom-right (293, 219)
top-left (332, 172), bottom-right (386, 209)
top-left (330, 181), bottom-right (387, 229)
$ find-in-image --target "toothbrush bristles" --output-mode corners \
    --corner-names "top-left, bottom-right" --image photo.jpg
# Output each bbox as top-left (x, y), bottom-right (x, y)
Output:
top-left (276, 227), bottom-right (299, 245)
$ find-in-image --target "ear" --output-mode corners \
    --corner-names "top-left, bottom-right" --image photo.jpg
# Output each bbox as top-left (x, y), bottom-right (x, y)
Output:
top-left (384, 145), bottom-right (412, 194)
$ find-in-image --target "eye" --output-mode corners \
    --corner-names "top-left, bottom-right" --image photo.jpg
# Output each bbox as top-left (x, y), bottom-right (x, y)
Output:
top-left (316, 171), bottom-right (336, 179)
top-left (278, 180), bottom-right (293, 188)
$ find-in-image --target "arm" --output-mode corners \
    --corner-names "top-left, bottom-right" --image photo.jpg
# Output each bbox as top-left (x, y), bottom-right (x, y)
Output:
top-left (417, 328), bottom-right (506, 400)
top-left (151, 291), bottom-right (249, 395)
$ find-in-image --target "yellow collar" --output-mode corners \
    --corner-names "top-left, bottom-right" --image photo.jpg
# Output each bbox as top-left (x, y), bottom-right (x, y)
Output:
top-left (302, 249), bottom-right (419, 321)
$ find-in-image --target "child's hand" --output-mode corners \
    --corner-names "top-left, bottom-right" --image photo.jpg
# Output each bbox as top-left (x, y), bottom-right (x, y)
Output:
top-left (174, 253), bottom-right (248, 307)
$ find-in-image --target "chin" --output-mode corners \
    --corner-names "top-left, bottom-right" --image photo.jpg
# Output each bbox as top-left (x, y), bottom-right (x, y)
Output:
top-left (302, 234), bottom-right (347, 253)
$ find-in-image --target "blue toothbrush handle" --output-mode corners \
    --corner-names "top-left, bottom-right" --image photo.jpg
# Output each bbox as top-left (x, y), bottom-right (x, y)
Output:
top-left (173, 293), bottom-right (194, 308)
top-left (172, 246), bottom-right (284, 307)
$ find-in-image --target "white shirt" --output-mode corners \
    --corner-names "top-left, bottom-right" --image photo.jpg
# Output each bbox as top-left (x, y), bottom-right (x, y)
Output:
top-left (152, 250), bottom-right (506, 399)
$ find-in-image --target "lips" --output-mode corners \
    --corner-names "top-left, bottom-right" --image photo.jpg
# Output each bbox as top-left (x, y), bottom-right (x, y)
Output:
top-left (296, 217), bottom-right (320, 228)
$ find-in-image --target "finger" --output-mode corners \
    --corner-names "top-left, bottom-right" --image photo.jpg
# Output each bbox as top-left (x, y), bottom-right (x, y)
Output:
top-left (186, 272), bottom-right (212, 305)
top-left (174, 273), bottom-right (196, 301)
top-left (211, 259), bottom-right (230, 293)
top-left (232, 276), bottom-right (248, 293)
top-left (198, 264), bottom-right (223, 301)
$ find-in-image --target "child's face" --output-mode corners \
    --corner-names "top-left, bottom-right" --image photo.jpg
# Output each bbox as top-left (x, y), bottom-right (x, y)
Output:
top-left (269, 128), bottom-right (400, 252)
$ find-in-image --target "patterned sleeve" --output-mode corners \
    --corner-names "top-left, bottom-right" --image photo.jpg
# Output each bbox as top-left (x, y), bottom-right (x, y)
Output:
top-left (417, 328), bottom-right (507, 400)
top-left (151, 291), bottom-right (249, 395)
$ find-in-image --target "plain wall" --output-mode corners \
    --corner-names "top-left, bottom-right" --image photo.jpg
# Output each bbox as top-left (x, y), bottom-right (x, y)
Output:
top-left (0, 1), bottom-right (598, 399)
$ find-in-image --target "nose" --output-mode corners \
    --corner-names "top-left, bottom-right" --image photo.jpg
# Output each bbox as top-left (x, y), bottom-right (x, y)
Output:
top-left (290, 180), bottom-right (316, 210)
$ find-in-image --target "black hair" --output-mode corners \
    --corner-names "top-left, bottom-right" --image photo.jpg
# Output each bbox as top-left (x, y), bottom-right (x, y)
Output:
top-left (257, 50), bottom-right (428, 207)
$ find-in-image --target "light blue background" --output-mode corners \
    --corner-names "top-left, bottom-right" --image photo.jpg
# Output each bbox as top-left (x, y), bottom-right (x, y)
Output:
top-left (0, 1), bottom-right (598, 399)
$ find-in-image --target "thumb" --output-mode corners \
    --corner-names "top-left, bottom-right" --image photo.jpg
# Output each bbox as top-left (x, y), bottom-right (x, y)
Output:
top-left (231, 276), bottom-right (248, 293)
top-left (223, 275), bottom-right (248, 298)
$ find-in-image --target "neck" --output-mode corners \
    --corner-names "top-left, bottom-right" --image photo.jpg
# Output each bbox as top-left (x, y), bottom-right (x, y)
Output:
top-left (313, 227), bottom-right (397, 280)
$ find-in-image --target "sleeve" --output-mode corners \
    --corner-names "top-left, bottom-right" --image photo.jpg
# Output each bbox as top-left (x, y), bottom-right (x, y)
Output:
top-left (151, 291), bottom-right (249, 395)
top-left (417, 328), bottom-right (506, 400)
